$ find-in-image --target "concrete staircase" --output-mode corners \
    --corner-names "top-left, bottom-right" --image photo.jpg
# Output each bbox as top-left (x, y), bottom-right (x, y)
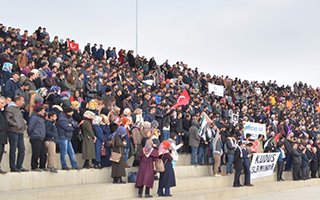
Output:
top-left (1, 135), bottom-right (320, 200)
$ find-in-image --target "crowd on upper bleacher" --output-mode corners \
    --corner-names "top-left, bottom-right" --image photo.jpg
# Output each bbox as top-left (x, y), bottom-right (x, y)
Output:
top-left (1, 23), bottom-right (320, 196)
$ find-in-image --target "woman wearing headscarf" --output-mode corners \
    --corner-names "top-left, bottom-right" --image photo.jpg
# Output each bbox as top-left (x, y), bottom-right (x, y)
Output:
top-left (81, 110), bottom-right (96, 168)
top-left (111, 123), bottom-right (127, 184)
top-left (135, 139), bottom-right (159, 198)
top-left (92, 115), bottom-right (104, 169)
top-left (157, 140), bottom-right (176, 197)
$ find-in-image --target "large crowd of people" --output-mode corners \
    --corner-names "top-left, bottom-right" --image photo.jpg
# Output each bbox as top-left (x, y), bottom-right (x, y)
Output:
top-left (1, 23), bottom-right (320, 197)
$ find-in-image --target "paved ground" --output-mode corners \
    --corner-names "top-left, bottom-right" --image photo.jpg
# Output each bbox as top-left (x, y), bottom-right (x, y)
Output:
top-left (237, 185), bottom-right (320, 200)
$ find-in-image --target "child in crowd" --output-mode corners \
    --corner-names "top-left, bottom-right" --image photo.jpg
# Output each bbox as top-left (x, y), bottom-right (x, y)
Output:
top-left (44, 111), bottom-right (59, 173)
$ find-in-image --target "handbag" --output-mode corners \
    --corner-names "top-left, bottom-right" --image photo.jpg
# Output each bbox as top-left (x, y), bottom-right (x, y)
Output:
top-left (101, 145), bottom-right (107, 157)
top-left (155, 158), bottom-right (167, 172)
top-left (110, 151), bottom-right (122, 163)
top-left (77, 129), bottom-right (84, 142)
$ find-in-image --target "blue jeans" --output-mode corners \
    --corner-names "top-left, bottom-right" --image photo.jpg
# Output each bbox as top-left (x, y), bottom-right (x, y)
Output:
top-left (8, 132), bottom-right (25, 170)
top-left (162, 130), bottom-right (170, 141)
top-left (59, 139), bottom-right (78, 168)
top-left (227, 154), bottom-right (234, 174)
top-left (198, 146), bottom-right (205, 165)
top-left (123, 147), bottom-right (130, 164)
top-left (191, 146), bottom-right (198, 165)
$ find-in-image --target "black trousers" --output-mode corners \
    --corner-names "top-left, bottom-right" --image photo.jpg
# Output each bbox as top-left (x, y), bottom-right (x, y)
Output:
top-left (292, 162), bottom-right (301, 180)
top-left (0, 144), bottom-right (4, 165)
top-left (138, 187), bottom-right (150, 195)
top-left (277, 161), bottom-right (284, 180)
top-left (30, 139), bottom-right (47, 170)
top-left (233, 169), bottom-right (242, 186)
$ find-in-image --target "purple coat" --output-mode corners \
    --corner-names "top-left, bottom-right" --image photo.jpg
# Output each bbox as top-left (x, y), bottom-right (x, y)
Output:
top-left (135, 149), bottom-right (159, 188)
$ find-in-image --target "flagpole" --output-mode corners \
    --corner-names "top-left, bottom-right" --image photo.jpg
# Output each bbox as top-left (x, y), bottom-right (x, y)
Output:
top-left (136, 0), bottom-right (138, 56)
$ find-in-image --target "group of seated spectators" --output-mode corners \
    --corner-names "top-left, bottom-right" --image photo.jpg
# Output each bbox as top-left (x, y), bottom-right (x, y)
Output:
top-left (0, 22), bottom-right (320, 187)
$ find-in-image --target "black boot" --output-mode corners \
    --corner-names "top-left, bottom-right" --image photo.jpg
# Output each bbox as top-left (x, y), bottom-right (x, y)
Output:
top-left (113, 177), bottom-right (118, 184)
top-left (83, 160), bottom-right (90, 169)
top-left (145, 187), bottom-right (152, 198)
top-left (138, 187), bottom-right (143, 198)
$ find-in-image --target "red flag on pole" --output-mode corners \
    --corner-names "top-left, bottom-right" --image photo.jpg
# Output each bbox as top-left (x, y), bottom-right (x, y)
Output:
top-left (68, 40), bottom-right (79, 51)
top-left (171, 89), bottom-right (190, 109)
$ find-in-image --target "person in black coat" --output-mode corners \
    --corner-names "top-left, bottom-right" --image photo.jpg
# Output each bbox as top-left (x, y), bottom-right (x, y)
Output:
top-left (0, 96), bottom-right (8, 173)
top-left (291, 143), bottom-right (303, 181)
top-left (243, 144), bottom-right (253, 186)
top-left (233, 141), bottom-right (244, 187)
top-left (157, 141), bottom-right (176, 197)
top-left (310, 147), bottom-right (318, 178)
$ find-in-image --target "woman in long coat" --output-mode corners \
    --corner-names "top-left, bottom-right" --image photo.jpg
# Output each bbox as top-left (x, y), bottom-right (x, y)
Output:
top-left (81, 111), bottom-right (96, 168)
top-left (157, 140), bottom-right (176, 197)
top-left (135, 139), bottom-right (158, 198)
top-left (111, 125), bottom-right (127, 184)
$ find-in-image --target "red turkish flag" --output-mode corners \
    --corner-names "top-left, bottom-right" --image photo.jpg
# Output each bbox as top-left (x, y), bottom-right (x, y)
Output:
top-left (68, 40), bottom-right (79, 51)
top-left (171, 89), bottom-right (190, 109)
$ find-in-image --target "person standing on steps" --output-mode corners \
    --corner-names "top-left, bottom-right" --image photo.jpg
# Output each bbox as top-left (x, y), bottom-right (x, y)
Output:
top-left (57, 107), bottom-right (79, 170)
top-left (5, 96), bottom-right (29, 172)
top-left (157, 140), bottom-right (176, 197)
top-left (243, 143), bottom-right (253, 186)
top-left (0, 96), bottom-right (8, 174)
top-left (233, 141), bottom-right (244, 187)
top-left (135, 139), bottom-right (159, 198)
top-left (189, 120), bottom-right (200, 166)
top-left (291, 143), bottom-right (303, 181)
top-left (27, 105), bottom-right (47, 171)
top-left (276, 142), bottom-right (286, 181)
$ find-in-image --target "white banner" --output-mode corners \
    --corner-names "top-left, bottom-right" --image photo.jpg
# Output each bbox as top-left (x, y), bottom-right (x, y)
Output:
top-left (243, 122), bottom-right (266, 140)
top-left (250, 152), bottom-right (280, 179)
top-left (208, 83), bottom-right (224, 97)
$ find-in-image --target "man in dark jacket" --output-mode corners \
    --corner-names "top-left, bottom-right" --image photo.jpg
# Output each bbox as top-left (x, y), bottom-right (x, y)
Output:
top-left (233, 141), bottom-right (244, 187)
top-left (5, 96), bottom-right (28, 172)
top-left (291, 143), bottom-right (303, 180)
top-left (144, 106), bottom-right (156, 123)
top-left (4, 71), bottom-right (20, 100)
top-left (28, 106), bottom-right (47, 171)
top-left (189, 120), bottom-right (200, 166)
top-left (0, 96), bottom-right (8, 173)
top-left (57, 107), bottom-right (79, 170)
top-left (96, 44), bottom-right (105, 60)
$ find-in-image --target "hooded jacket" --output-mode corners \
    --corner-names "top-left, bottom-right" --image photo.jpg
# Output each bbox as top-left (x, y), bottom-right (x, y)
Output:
top-left (188, 120), bottom-right (201, 147)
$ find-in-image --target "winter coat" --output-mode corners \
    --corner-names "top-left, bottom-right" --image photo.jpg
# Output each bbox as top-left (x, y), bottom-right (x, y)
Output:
top-left (81, 120), bottom-right (96, 160)
top-left (111, 134), bottom-right (126, 178)
top-left (234, 147), bottom-right (244, 171)
top-left (0, 110), bottom-right (8, 144)
top-left (45, 120), bottom-right (58, 142)
top-left (5, 103), bottom-right (26, 134)
top-left (57, 113), bottom-right (78, 140)
top-left (135, 149), bottom-right (158, 188)
top-left (188, 120), bottom-right (200, 147)
top-left (28, 113), bottom-right (46, 140)
top-left (4, 78), bottom-right (19, 99)
top-left (158, 153), bottom-right (176, 189)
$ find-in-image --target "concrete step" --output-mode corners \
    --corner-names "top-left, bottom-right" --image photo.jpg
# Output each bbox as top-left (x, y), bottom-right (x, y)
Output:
top-left (1, 138), bottom-right (192, 171)
top-left (1, 172), bottom-right (318, 200)
top-left (0, 153), bottom-right (192, 171)
top-left (0, 165), bottom-right (211, 192)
